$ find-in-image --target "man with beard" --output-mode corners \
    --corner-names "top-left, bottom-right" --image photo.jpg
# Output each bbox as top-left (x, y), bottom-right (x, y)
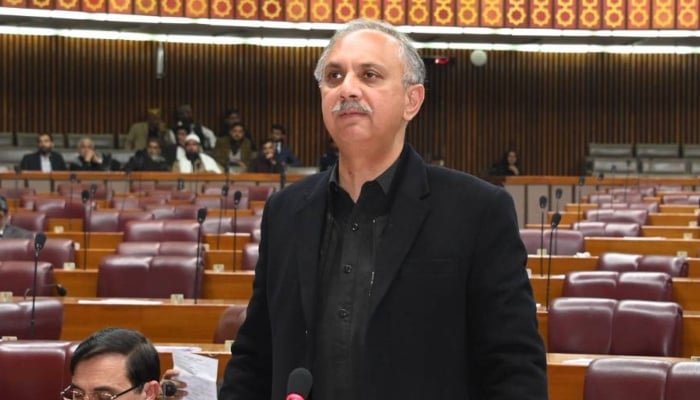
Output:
top-left (174, 104), bottom-right (217, 151)
top-left (19, 132), bottom-right (67, 171)
top-left (123, 137), bottom-right (171, 172)
top-left (172, 134), bottom-right (222, 173)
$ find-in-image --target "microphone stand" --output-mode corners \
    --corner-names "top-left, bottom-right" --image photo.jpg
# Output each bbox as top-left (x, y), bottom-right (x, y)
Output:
top-left (68, 173), bottom-right (77, 231)
top-left (216, 184), bottom-right (230, 251)
top-left (624, 159), bottom-right (631, 203)
top-left (13, 165), bottom-right (20, 199)
top-left (595, 173), bottom-right (604, 222)
top-left (29, 232), bottom-right (47, 339)
top-left (554, 189), bottom-right (562, 254)
top-left (81, 190), bottom-right (89, 270)
top-left (538, 195), bottom-right (547, 277)
top-left (232, 190), bottom-right (241, 270)
top-left (193, 208), bottom-right (207, 304)
top-left (546, 213), bottom-right (561, 310)
top-left (576, 176), bottom-right (585, 224)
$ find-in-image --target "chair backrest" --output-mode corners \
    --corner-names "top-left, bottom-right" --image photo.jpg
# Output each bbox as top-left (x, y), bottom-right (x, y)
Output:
top-left (603, 222), bottom-right (641, 237)
top-left (0, 187), bottom-right (36, 200)
top-left (0, 340), bottom-right (73, 398)
top-left (665, 361), bottom-right (700, 400)
top-left (88, 210), bottom-right (154, 232)
top-left (201, 217), bottom-right (234, 235)
top-left (572, 221), bottom-right (607, 237)
top-left (586, 209), bottom-right (648, 225)
top-left (548, 297), bottom-right (616, 354)
top-left (519, 229), bottom-right (545, 255)
top-left (97, 255), bottom-right (152, 297)
top-left (597, 252), bottom-right (643, 273)
top-left (117, 210), bottom-right (154, 231)
top-left (0, 238), bottom-right (32, 260)
top-left (57, 182), bottom-right (110, 200)
top-left (584, 358), bottom-right (672, 400)
top-left (248, 185), bottom-right (275, 201)
top-left (616, 272), bottom-right (673, 301)
top-left (232, 215), bottom-right (263, 236)
top-left (0, 299), bottom-right (64, 339)
top-left (34, 198), bottom-right (86, 219)
top-left (0, 261), bottom-right (55, 296)
top-left (117, 241), bottom-right (200, 257)
top-left (40, 238), bottom-right (76, 270)
top-left (241, 243), bottom-right (260, 271)
top-left (149, 256), bottom-right (201, 298)
top-left (8, 211), bottom-right (47, 232)
top-left (548, 230), bottom-right (585, 255)
top-left (194, 195), bottom-right (250, 210)
top-left (562, 271), bottom-right (619, 299)
top-left (611, 300), bottom-right (683, 357)
top-left (638, 255), bottom-right (688, 277)
top-left (123, 220), bottom-right (163, 242)
top-left (213, 305), bottom-right (248, 343)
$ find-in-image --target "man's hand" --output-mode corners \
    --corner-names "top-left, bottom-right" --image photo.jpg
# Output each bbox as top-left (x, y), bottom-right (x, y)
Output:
top-left (161, 369), bottom-right (188, 399)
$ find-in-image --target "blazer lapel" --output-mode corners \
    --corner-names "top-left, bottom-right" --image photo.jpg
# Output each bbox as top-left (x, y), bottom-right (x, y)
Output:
top-left (293, 175), bottom-right (330, 330)
top-left (368, 148), bottom-right (430, 317)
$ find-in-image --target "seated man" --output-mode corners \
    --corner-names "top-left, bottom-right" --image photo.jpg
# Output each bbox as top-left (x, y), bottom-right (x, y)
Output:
top-left (123, 138), bottom-right (170, 172)
top-left (63, 327), bottom-right (186, 400)
top-left (0, 196), bottom-right (33, 239)
top-left (270, 123), bottom-right (301, 166)
top-left (248, 138), bottom-right (283, 173)
top-left (70, 138), bottom-right (120, 171)
top-left (172, 134), bottom-right (223, 173)
top-left (19, 132), bottom-right (67, 172)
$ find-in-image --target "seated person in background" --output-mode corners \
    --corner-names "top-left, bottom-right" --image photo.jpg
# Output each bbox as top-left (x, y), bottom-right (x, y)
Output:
top-left (172, 134), bottom-right (223, 173)
top-left (70, 138), bottom-right (121, 171)
top-left (162, 126), bottom-right (188, 167)
top-left (319, 137), bottom-right (339, 171)
top-left (490, 149), bottom-right (522, 176)
top-left (248, 138), bottom-right (283, 173)
top-left (270, 123), bottom-right (301, 166)
top-left (124, 107), bottom-right (173, 151)
top-left (64, 327), bottom-right (186, 400)
top-left (19, 132), bottom-right (67, 172)
top-left (123, 137), bottom-right (170, 172)
top-left (214, 122), bottom-right (253, 169)
top-left (0, 196), bottom-right (33, 239)
top-left (174, 104), bottom-right (217, 151)
top-left (220, 108), bottom-right (257, 150)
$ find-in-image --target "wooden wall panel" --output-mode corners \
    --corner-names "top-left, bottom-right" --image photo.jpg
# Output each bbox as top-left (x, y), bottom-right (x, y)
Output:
top-left (2, 34), bottom-right (700, 175)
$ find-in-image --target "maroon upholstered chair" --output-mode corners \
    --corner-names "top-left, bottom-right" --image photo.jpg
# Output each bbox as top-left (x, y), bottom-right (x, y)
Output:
top-left (248, 185), bottom-right (275, 201)
top-left (201, 217), bottom-right (233, 235)
top-left (0, 187), bottom-right (36, 199)
top-left (586, 209), bottom-right (648, 225)
top-left (562, 271), bottom-right (619, 299)
top-left (548, 297), bottom-right (616, 354)
top-left (0, 340), bottom-right (73, 399)
top-left (233, 215), bottom-right (263, 236)
top-left (122, 220), bottom-right (163, 242)
top-left (241, 243), bottom-right (260, 271)
top-left (0, 238), bottom-right (32, 260)
top-left (548, 229), bottom-right (585, 255)
top-left (572, 221), bottom-right (607, 237)
top-left (172, 205), bottom-right (202, 220)
top-left (57, 182), bottom-right (110, 200)
top-left (109, 196), bottom-right (144, 210)
top-left (117, 241), bottom-right (200, 257)
top-left (597, 252), bottom-right (642, 273)
top-left (638, 255), bottom-right (689, 277)
top-left (588, 194), bottom-right (614, 205)
top-left (662, 194), bottom-right (691, 204)
top-left (34, 197), bottom-right (86, 219)
top-left (584, 358), bottom-right (671, 400)
top-left (519, 229), bottom-right (545, 255)
top-left (40, 238), bottom-right (76, 270)
top-left (87, 210), bottom-right (120, 232)
top-left (0, 261), bottom-right (55, 296)
top-left (117, 210), bottom-right (154, 231)
top-left (8, 211), bottom-right (47, 232)
top-left (611, 300), bottom-right (683, 357)
top-left (0, 299), bottom-right (64, 339)
top-left (251, 228), bottom-right (261, 243)
top-left (603, 222), bottom-right (641, 237)
top-left (213, 305), bottom-right (248, 343)
top-left (194, 195), bottom-right (250, 210)
top-left (97, 255), bottom-right (152, 297)
top-left (149, 256), bottom-right (201, 298)
top-left (665, 361), bottom-right (700, 400)
top-left (616, 272), bottom-right (673, 301)
top-left (202, 184), bottom-right (250, 196)
top-left (144, 205), bottom-right (177, 220)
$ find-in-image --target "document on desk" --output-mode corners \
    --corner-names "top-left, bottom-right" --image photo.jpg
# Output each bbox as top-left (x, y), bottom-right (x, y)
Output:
top-left (172, 350), bottom-right (218, 400)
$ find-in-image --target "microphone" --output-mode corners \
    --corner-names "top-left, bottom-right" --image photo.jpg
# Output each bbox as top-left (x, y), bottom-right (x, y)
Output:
top-left (595, 172), bottom-right (604, 221)
top-left (609, 165), bottom-right (617, 207)
top-left (576, 175), bottom-right (585, 225)
top-left (29, 232), bottom-right (47, 338)
top-left (216, 184), bottom-right (230, 252)
top-left (81, 189), bottom-right (91, 269)
top-left (162, 381), bottom-right (178, 397)
top-left (546, 212), bottom-right (562, 310)
top-left (68, 173), bottom-right (77, 230)
top-left (177, 178), bottom-right (185, 191)
top-left (232, 190), bottom-right (242, 270)
top-left (553, 188), bottom-right (563, 254)
top-left (193, 207), bottom-right (207, 304)
top-left (286, 367), bottom-right (313, 400)
top-left (624, 159), bottom-right (632, 203)
top-left (23, 283), bottom-right (68, 298)
top-left (120, 165), bottom-right (132, 213)
top-left (538, 195), bottom-right (548, 277)
top-left (13, 165), bottom-right (19, 198)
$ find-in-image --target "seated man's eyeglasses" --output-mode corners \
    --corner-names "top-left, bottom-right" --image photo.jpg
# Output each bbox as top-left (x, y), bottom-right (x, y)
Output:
top-left (61, 383), bottom-right (142, 400)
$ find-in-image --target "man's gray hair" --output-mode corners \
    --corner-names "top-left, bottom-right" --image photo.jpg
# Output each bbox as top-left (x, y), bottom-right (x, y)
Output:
top-left (313, 19), bottom-right (426, 88)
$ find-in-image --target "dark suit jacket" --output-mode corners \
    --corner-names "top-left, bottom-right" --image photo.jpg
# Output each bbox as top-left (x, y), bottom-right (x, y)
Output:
top-left (19, 151), bottom-right (67, 171)
top-left (219, 146), bottom-right (547, 400)
top-left (1, 224), bottom-right (33, 239)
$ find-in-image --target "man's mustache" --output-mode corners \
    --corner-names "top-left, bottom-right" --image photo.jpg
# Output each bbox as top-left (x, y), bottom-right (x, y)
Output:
top-left (332, 101), bottom-right (373, 114)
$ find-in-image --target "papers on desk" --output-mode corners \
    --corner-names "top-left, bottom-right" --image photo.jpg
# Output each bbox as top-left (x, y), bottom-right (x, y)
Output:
top-left (173, 350), bottom-right (218, 400)
top-left (561, 358), bottom-right (594, 366)
top-left (155, 345), bottom-right (203, 353)
top-left (77, 299), bottom-right (163, 305)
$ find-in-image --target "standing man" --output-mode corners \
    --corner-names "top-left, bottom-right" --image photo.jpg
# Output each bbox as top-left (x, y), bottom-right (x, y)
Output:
top-left (219, 19), bottom-right (547, 400)
top-left (124, 108), bottom-right (173, 151)
top-left (0, 196), bottom-right (33, 239)
top-left (19, 132), bottom-right (67, 172)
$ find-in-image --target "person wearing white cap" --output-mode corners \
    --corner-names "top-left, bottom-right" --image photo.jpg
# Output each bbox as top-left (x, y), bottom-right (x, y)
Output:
top-left (172, 134), bottom-right (223, 173)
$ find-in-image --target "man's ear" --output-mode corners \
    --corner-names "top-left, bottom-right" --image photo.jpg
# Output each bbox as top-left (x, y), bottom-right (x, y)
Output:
top-left (403, 84), bottom-right (426, 122)
top-left (142, 380), bottom-right (161, 399)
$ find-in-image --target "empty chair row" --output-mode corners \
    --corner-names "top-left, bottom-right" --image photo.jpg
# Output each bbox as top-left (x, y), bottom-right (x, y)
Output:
top-left (663, 193), bottom-right (700, 205)
top-left (584, 209), bottom-right (649, 225)
top-left (584, 358), bottom-right (700, 400)
top-left (98, 255), bottom-right (202, 298)
top-left (520, 229), bottom-right (584, 255)
top-left (115, 241), bottom-right (259, 270)
top-left (0, 299), bottom-right (63, 340)
top-left (597, 252), bottom-right (688, 277)
top-left (589, 143), bottom-right (696, 159)
top-left (0, 261), bottom-right (57, 297)
top-left (563, 271), bottom-right (672, 301)
top-left (121, 217), bottom-right (261, 242)
top-left (549, 297), bottom-right (683, 357)
top-left (0, 238), bottom-right (75, 270)
top-left (572, 221), bottom-right (641, 237)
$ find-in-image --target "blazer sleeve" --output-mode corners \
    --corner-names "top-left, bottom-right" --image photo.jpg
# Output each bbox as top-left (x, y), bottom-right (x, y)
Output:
top-left (466, 187), bottom-right (548, 400)
top-left (19, 154), bottom-right (32, 171)
top-left (53, 153), bottom-right (67, 171)
top-left (219, 201), bottom-right (274, 400)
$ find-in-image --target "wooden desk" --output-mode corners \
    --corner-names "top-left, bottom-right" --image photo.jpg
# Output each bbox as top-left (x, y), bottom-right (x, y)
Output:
top-left (526, 255), bottom-right (700, 278)
top-left (585, 237), bottom-right (700, 257)
top-left (203, 233), bottom-right (251, 251)
top-left (60, 298), bottom-right (248, 343)
top-left (47, 231), bottom-right (124, 249)
top-left (641, 225), bottom-right (700, 239)
top-left (53, 270), bottom-right (255, 299)
top-left (530, 275), bottom-right (700, 311)
top-left (659, 205), bottom-right (700, 214)
top-left (537, 308), bottom-right (700, 358)
top-left (648, 213), bottom-right (700, 226)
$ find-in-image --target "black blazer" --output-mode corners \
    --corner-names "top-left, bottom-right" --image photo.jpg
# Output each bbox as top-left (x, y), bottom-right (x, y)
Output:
top-left (19, 151), bottom-right (67, 171)
top-left (219, 146), bottom-right (547, 400)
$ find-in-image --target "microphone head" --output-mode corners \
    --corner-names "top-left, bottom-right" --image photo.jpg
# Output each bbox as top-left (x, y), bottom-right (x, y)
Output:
top-left (234, 190), bottom-right (242, 204)
top-left (70, 173), bottom-right (77, 183)
top-left (13, 165), bottom-right (20, 174)
top-left (598, 172), bottom-right (605, 181)
top-left (161, 381), bottom-right (178, 397)
top-left (539, 195), bottom-right (548, 210)
top-left (611, 165), bottom-right (617, 173)
top-left (177, 178), bottom-right (185, 191)
top-left (551, 212), bottom-right (562, 228)
top-left (196, 207), bottom-right (207, 223)
top-left (555, 188), bottom-right (563, 200)
top-left (56, 284), bottom-right (68, 296)
top-left (34, 232), bottom-right (47, 251)
top-left (81, 190), bottom-right (90, 203)
top-left (286, 368), bottom-right (313, 400)
top-left (578, 176), bottom-right (585, 186)
top-left (89, 183), bottom-right (97, 195)
top-left (221, 184), bottom-right (230, 197)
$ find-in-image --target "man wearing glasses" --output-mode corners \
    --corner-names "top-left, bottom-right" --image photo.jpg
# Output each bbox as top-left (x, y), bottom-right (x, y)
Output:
top-left (62, 327), bottom-right (183, 400)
